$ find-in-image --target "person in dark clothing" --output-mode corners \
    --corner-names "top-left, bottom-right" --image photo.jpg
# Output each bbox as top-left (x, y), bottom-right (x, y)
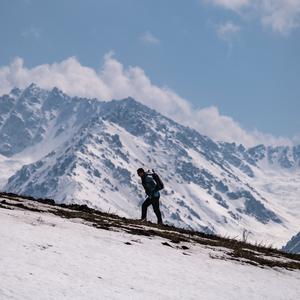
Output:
top-left (137, 168), bottom-right (163, 224)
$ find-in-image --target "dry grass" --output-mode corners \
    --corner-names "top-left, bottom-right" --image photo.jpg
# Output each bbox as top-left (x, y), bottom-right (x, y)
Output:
top-left (1, 192), bottom-right (299, 270)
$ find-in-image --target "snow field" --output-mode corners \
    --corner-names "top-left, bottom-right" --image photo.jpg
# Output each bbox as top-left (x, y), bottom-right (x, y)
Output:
top-left (0, 208), bottom-right (299, 300)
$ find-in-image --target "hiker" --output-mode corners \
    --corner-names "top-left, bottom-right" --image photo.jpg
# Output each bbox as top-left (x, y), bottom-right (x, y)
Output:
top-left (137, 168), bottom-right (163, 225)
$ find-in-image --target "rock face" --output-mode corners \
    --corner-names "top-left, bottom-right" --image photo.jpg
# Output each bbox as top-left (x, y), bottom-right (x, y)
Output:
top-left (0, 84), bottom-right (300, 246)
top-left (282, 232), bottom-right (300, 254)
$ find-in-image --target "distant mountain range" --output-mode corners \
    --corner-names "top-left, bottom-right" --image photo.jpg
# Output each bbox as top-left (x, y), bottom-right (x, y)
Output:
top-left (0, 83), bottom-right (299, 247)
top-left (283, 232), bottom-right (300, 254)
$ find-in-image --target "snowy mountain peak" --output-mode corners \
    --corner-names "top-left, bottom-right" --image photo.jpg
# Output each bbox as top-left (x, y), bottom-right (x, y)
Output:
top-left (21, 82), bottom-right (49, 99)
top-left (0, 84), bottom-right (299, 246)
top-left (9, 87), bottom-right (22, 98)
top-left (283, 232), bottom-right (300, 254)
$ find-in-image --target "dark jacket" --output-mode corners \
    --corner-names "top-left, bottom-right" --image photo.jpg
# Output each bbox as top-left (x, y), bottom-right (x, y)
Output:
top-left (141, 173), bottom-right (160, 198)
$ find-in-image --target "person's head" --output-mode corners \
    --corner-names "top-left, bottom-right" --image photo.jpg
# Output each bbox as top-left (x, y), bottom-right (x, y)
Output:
top-left (137, 168), bottom-right (145, 177)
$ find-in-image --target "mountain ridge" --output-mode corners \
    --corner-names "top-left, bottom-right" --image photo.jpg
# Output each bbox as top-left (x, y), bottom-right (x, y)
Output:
top-left (0, 84), bottom-right (299, 246)
top-left (1, 191), bottom-right (299, 267)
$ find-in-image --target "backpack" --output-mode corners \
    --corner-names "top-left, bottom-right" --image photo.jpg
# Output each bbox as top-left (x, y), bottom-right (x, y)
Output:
top-left (150, 169), bottom-right (164, 191)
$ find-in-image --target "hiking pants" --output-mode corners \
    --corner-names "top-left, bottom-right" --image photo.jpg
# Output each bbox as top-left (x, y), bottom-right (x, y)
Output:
top-left (141, 196), bottom-right (162, 224)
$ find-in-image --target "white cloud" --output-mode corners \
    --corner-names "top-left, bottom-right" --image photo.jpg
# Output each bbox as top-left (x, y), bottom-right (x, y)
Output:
top-left (0, 54), bottom-right (293, 147)
top-left (206, 0), bottom-right (300, 34)
top-left (216, 21), bottom-right (241, 43)
top-left (209, 0), bottom-right (249, 10)
top-left (141, 31), bottom-right (160, 45)
top-left (261, 0), bottom-right (300, 34)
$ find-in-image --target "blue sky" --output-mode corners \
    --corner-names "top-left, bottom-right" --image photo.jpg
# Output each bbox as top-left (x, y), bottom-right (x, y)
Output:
top-left (0, 0), bottom-right (299, 143)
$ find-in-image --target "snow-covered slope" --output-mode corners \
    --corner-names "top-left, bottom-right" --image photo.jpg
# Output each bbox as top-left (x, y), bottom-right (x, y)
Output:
top-left (0, 194), bottom-right (299, 300)
top-left (0, 84), bottom-right (299, 247)
top-left (283, 232), bottom-right (300, 254)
